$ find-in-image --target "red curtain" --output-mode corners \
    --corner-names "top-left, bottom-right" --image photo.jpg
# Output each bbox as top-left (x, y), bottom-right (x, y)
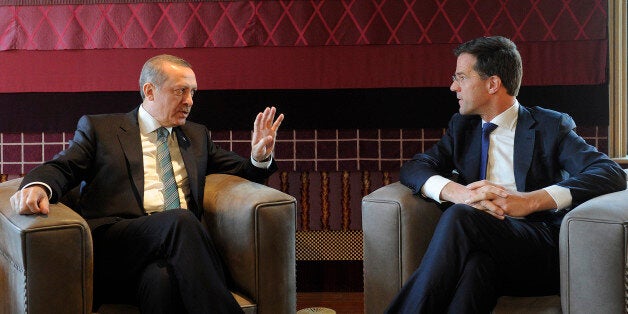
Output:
top-left (0, 0), bottom-right (608, 91)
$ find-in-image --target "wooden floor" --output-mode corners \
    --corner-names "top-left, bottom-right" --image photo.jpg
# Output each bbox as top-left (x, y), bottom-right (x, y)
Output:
top-left (297, 292), bottom-right (364, 314)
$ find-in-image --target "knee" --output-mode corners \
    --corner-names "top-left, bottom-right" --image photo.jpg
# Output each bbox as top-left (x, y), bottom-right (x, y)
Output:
top-left (161, 209), bottom-right (211, 243)
top-left (161, 209), bottom-right (201, 228)
top-left (440, 204), bottom-right (477, 224)
top-left (435, 204), bottom-right (493, 235)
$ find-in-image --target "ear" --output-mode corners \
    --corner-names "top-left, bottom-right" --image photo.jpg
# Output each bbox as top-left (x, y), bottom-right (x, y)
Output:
top-left (487, 76), bottom-right (501, 95)
top-left (143, 83), bottom-right (155, 101)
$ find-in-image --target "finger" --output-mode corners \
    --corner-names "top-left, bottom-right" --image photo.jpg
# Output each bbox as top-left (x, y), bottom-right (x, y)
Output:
top-left (14, 193), bottom-right (33, 215)
top-left (470, 200), bottom-right (505, 220)
top-left (14, 191), bottom-right (35, 215)
top-left (469, 184), bottom-right (508, 198)
top-left (253, 112), bottom-right (263, 133)
top-left (261, 107), bottom-right (273, 127)
top-left (466, 180), bottom-right (489, 190)
top-left (480, 200), bottom-right (505, 217)
top-left (254, 135), bottom-right (271, 150)
top-left (482, 185), bottom-right (508, 198)
top-left (464, 191), bottom-right (498, 204)
top-left (251, 137), bottom-right (270, 159)
top-left (465, 191), bottom-right (504, 206)
top-left (487, 183), bottom-right (508, 196)
top-left (38, 196), bottom-right (50, 215)
top-left (483, 208), bottom-right (505, 220)
top-left (10, 192), bottom-right (22, 214)
top-left (24, 192), bottom-right (43, 215)
top-left (272, 113), bottom-right (284, 131)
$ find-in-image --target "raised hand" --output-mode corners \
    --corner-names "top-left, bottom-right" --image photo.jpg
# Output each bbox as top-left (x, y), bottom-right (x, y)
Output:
top-left (251, 106), bottom-right (284, 162)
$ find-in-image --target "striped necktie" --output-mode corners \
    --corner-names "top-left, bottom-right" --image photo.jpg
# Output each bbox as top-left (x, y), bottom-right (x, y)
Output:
top-left (156, 127), bottom-right (181, 210)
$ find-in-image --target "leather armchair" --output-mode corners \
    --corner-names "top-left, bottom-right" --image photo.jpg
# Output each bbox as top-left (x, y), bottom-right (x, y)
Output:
top-left (362, 169), bottom-right (628, 314)
top-left (0, 174), bottom-right (296, 314)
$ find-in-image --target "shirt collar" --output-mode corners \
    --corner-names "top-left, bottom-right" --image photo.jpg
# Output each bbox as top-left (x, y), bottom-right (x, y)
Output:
top-left (485, 99), bottom-right (519, 131)
top-left (139, 105), bottom-right (173, 136)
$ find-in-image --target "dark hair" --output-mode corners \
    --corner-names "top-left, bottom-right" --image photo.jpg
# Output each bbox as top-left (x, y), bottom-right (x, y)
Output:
top-left (454, 36), bottom-right (522, 96)
top-left (139, 54), bottom-right (193, 100)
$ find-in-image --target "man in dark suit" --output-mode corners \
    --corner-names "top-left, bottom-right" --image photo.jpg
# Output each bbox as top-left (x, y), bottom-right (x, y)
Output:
top-left (10, 54), bottom-right (284, 313)
top-left (386, 36), bottom-right (626, 313)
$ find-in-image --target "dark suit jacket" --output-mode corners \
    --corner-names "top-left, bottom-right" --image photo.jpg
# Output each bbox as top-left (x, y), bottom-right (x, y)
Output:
top-left (400, 105), bottom-right (626, 222)
top-left (21, 107), bottom-right (277, 230)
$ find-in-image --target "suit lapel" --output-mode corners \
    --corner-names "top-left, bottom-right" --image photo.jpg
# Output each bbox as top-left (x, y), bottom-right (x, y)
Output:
top-left (174, 126), bottom-right (199, 209)
top-left (513, 106), bottom-right (536, 192)
top-left (117, 109), bottom-right (144, 206)
top-left (464, 123), bottom-right (482, 181)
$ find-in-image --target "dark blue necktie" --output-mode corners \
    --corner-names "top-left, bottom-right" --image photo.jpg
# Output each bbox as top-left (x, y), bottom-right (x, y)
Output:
top-left (480, 122), bottom-right (498, 180)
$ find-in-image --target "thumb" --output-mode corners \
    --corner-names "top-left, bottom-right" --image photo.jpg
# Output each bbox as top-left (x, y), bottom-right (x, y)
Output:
top-left (38, 195), bottom-right (50, 215)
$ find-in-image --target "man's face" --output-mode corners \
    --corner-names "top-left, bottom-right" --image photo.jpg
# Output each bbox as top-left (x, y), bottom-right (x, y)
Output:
top-left (144, 63), bottom-right (197, 127)
top-left (450, 53), bottom-right (490, 116)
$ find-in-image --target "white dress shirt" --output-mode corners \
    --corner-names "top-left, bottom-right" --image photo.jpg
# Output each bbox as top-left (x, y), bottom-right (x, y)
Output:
top-left (139, 106), bottom-right (191, 213)
top-left (422, 100), bottom-right (572, 211)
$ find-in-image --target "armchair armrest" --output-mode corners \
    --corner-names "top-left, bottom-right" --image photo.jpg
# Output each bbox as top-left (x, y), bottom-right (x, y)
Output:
top-left (0, 178), bottom-right (93, 314)
top-left (202, 174), bottom-right (296, 314)
top-left (361, 182), bottom-right (442, 314)
top-left (560, 184), bottom-right (628, 314)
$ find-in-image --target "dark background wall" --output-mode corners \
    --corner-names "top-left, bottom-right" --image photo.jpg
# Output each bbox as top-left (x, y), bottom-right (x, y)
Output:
top-left (0, 84), bottom-right (609, 132)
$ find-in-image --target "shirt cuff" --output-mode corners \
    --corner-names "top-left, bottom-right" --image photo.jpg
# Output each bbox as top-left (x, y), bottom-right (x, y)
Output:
top-left (421, 175), bottom-right (452, 203)
top-left (251, 155), bottom-right (272, 169)
top-left (22, 181), bottom-right (53, 199)
top-left (543, 185), bottom-right (572, 210)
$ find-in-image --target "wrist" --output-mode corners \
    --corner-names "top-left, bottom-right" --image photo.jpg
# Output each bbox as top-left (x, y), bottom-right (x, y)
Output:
top-left (252, 154), bottom-right (272, 163)
top-left (440, 181), bottom-right (468, 203)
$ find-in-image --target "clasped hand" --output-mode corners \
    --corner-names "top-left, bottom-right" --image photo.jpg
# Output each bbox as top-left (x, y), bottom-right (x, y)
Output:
top-left (463, 180), bottom-right (536, 219)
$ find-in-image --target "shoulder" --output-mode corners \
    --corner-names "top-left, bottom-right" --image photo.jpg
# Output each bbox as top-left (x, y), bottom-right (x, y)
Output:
top-left (77, 108), bottom-right (134, 125)
top-left (180, 120), bottom-right (209, 135)
top-left (449, 113), bottom-right (481, 131)
top-left (523, 106), bottom-right (576, 129)
top-left (75, 112), bottom-right (133, 133)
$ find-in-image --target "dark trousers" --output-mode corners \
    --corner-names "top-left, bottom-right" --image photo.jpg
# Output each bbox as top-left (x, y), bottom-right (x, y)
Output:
top-left (385, 204), bottom-right (560, 314)
top-left (92, 209), bottom-right (243, 314)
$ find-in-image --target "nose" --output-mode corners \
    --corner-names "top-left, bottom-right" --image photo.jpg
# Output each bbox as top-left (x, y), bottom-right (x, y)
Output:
top-left (450, 81), bottom-right (459, 92)
top-left (183, 92), bottom-right (193, 107)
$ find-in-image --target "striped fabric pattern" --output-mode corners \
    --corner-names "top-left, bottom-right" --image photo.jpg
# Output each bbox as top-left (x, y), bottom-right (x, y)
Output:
top-left (156, 127), bottom-right (180, 210)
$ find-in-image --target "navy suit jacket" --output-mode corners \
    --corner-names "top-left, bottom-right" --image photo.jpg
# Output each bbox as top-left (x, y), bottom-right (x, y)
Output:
top-left (400, 105), bottom-right (626, 222)
top-left (21, 107), bottom-right (277, 230)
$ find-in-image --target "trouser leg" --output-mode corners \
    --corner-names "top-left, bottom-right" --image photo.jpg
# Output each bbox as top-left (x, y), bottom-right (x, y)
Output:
top-left (385, 204), bottom-right (560, 314)
top-left (446, 252), bottom-right (499, 314)
top-left (137, 260), bottom-right (185, 314)
top-left (93, 209), bottom-right (243, 313)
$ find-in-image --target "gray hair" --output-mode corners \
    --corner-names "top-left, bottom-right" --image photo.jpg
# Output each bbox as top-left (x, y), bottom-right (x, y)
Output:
top-left (139, 54), bottom-right (192, 100)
